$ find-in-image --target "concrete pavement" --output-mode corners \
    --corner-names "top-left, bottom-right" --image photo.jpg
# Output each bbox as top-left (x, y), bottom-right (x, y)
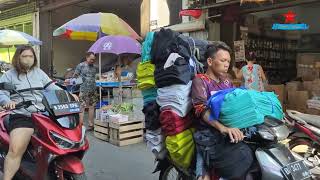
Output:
top-left (0, 131), bottom-right (159, 180)
top-left (83, 131), bottom-right (159, 180)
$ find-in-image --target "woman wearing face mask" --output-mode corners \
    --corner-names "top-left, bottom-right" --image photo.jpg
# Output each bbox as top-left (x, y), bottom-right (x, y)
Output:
top-left (0, 46), bottom-right (78, 180)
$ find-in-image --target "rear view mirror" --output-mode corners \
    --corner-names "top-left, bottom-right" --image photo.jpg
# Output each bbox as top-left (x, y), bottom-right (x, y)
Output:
top-left (0, 83), bottom-right (15, 91)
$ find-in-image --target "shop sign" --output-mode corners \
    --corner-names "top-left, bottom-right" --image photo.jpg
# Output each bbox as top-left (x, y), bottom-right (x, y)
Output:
top-left (234, 40), bottom-right (246, 62)
top-left (272, 11), bottom-right (309, 30)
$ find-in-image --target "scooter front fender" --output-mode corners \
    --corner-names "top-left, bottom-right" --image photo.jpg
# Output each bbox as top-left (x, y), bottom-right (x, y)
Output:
top-left (55, 155), bottom-right (85, 174)
top-left (256, 144), bottom-right (296, 180)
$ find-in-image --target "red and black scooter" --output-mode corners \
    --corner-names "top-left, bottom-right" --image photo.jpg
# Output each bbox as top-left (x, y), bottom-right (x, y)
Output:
top-left (0, 83), bottom-right (89, 180)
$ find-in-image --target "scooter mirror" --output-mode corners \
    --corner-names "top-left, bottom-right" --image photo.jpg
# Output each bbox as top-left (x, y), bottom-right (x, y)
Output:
top-left (0, 82), bottom-right (15, 91)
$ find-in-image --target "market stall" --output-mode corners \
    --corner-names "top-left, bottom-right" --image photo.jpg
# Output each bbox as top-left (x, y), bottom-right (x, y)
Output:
top-left (88, 35), bottom-right (145, 146)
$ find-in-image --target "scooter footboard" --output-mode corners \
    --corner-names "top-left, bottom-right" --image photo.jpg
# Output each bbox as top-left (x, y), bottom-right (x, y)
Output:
top-left (255, 144), bottom-right (296, 180)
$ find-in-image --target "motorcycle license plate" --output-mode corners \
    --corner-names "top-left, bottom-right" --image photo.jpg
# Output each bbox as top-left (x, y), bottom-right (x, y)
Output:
top-left (281, 160), bottom-right (311, 180)
top-left (51, 102), bottom-right (81, 116)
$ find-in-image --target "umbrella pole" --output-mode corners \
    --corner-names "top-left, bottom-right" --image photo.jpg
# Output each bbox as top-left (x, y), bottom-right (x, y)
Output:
top-left (7, 48), bottom-right (10, 61)
top-left (118, 56), bottom-right (123, 104)
top-left (99, 53), bottom-right (102, 110)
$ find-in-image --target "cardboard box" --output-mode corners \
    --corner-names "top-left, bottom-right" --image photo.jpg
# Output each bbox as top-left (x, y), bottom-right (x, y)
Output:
top-left (303, 81), bottom-right (314, 91)
top-left (303, 80), bottom-right (320, 91)
top-left (113, 88), bottom-right (132, 98)
top-left (285, 81), bottom-right (302, 103)
top-left (266, 84), bottom-right (285, 107)
top-left (297, 53), bottom-right (320, 66)
top-left (286, 81), bottom-right (301, 91)
top-left (287, 91), bottom-right (309, 112)
top-left (302, 69), bottom-right (320, 81)
top-left (132, 88), bottom-right (142, 98)
top-left (306, 108), bottom-right (320, 116)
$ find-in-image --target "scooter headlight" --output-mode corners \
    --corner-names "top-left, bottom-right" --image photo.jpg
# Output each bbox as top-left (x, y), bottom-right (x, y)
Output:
top-left (49, 131), bottom-right (75, 149)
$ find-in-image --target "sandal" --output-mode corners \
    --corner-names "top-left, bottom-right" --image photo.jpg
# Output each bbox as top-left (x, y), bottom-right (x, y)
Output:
top-left (87, 125), bottom-right (94, 131)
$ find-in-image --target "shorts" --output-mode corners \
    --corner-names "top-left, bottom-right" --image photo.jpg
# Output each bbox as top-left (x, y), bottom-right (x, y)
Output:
top-left (9, 114), bottom-right (34, 132)
top-left (79, 91), bottom-right (98, 107)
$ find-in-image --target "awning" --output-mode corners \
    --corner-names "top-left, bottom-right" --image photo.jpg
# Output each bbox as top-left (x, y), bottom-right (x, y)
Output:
top-left (0, 0), bottom-right (29, 11)
top-left (153, 18), bottom-right (205, 33)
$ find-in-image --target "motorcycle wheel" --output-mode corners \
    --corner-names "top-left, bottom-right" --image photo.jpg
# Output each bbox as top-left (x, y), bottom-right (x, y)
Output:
top-left (159, 165), bottom-right (194, 180)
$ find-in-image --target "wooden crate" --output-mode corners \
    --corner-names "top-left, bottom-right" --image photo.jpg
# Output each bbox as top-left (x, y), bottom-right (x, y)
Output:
top-left (94, 120), bottom-right (109, 141)
top-left (109, 120), bottom-right (144, 146)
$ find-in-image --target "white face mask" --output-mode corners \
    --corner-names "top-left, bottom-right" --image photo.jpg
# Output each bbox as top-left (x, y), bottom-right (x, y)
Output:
top-left (20, 57), bottom-right (34, 69)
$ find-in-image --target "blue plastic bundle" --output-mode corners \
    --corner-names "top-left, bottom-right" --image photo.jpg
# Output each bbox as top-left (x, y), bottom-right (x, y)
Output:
top-left (208, 89), bottom-right (283, 129)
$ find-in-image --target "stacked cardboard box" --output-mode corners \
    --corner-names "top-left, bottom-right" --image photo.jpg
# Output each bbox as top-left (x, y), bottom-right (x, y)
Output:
top-left (297, 53), bottom-right (320, 81)
top-left (285, 80), bottom-right (320, 115)
top-left (265, 84), bottom-right (285, 109)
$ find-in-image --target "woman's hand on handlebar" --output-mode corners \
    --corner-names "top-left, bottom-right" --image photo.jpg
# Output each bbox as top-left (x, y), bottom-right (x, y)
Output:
top-left (4, 101), bottom-right (16, 110)
top-left (71, 94), bottom-right (79, 102)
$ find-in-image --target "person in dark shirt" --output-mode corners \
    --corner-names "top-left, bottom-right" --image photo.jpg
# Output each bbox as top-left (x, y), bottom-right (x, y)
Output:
top-left (73, 52), bottom-right (98, 131)
top-left (192, 42), bottom-right (253, 180)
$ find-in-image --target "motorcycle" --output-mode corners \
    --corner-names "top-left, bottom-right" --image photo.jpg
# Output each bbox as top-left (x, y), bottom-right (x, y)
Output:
top-left (155, 116), bottom-right (313, 180)
top-left (286, 110), bottom-right (320, 177)
top-left (0, 82), bottom-right (89, 180)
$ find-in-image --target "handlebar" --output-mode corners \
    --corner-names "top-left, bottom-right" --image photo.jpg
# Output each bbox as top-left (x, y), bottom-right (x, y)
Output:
top-left (14, 101), bottom-right (33, 110)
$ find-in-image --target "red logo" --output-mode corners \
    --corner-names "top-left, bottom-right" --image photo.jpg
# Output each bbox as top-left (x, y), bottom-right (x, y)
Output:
top-left (283, 11), bottom-right (296, 23)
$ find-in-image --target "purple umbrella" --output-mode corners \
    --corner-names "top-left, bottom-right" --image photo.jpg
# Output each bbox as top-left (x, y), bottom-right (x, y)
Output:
top-left (89, 36), bottom-right (141, 105)
top-left (88, 35), bottom-right (141, 55)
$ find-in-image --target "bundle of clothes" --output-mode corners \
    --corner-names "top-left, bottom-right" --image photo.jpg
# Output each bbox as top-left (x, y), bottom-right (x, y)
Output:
top-left (138, 29), bottom-right (206, 168)
top-left (138, 28), bottom-right (285, 170)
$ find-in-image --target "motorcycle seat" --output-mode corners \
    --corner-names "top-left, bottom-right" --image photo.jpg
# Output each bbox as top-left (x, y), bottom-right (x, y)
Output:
top-left (287, 110), bottom-right (320, 128)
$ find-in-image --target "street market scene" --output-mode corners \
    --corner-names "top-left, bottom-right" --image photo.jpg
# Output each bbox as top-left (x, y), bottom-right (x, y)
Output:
top-left (0, 0), bottom-right (320, 180)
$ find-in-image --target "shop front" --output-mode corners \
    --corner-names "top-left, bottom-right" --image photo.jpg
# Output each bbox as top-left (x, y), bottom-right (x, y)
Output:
top-left (228, 0), bottom-right (318, 115)
top-left (0, 2), bottom-right (39, 63)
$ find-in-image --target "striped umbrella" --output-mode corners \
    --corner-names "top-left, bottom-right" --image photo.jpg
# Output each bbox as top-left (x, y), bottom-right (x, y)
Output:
top-left (0, 29), bottom-right (42, 61)
top-left (53, 13), bottom-right (141, 41)
top-left (0, 29), bottom-right (42, 47)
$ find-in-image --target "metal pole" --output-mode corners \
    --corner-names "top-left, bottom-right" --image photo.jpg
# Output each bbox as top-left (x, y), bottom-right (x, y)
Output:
top-left (7, 48), bottom-right (10, 62)
top-left (99, 53), bottom-right (102, 110)
top-left (118, 56), bottom-right (123, 104)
